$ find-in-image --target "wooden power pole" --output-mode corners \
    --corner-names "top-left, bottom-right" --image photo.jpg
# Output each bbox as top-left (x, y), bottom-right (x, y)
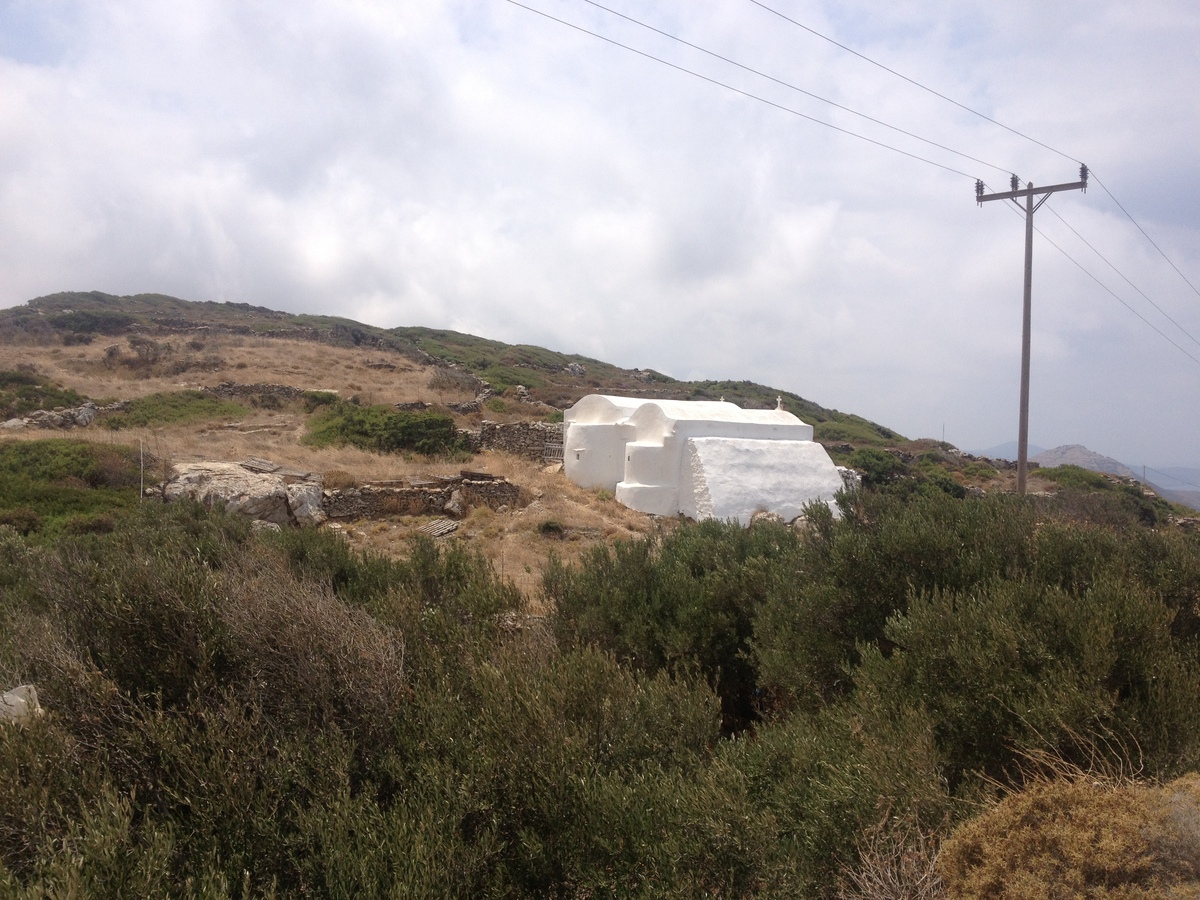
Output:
top-left (976, 165), bottom-right (1088, 494)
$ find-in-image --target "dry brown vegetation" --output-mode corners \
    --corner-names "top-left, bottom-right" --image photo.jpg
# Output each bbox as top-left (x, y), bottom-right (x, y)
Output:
top-left (0, 333), bottom-right (655, 602)
top-left (939, 774), bottom-right (1200, 898)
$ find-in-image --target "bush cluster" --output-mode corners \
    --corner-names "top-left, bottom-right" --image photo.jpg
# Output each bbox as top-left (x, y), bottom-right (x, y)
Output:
top-left (1, 478), bottom-right (1199, 894)
top-left (303, 400), bottom-right (467, 457)
top-left (0, 370), bottom-right (86, 420)
top-left (0, 439), bottom-right (141, 532)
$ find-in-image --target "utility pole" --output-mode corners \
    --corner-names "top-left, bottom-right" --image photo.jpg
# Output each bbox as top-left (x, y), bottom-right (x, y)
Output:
top-left (976, 165), bottom-right (1088, 494)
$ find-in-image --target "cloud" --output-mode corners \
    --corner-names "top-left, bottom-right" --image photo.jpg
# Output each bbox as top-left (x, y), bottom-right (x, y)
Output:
top-left (1, 0), bottom-right (1198, 465)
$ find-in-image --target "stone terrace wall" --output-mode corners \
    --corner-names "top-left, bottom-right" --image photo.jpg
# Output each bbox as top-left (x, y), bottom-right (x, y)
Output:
top-left (324, 477), bottom-right (521, 519)
top-left (477, 421), bottom-right (563, 462)
top-left (203, 382), bottom-right (307, 402)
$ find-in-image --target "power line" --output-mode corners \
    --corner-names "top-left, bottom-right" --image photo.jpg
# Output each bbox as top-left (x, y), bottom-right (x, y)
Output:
top-left (747, 0), bottom-right (1082, 165)
top-left (1046, 206), bottom-right (1200, 351)
top-left (516, 0), bottom-right (1200, 368)
top-left (747, 0), bottom-right (1200, 309)
top-left (1088, 171), bottom-right (1200, 301)
top-left (1142, 465), bottom-right (1200, 492)
top-left (504, 0), bottom-right (978, 180)
top-left (1025, 213), bottom-right (1200, 369)
top-left (574, 0), bottom-right (1013, 177)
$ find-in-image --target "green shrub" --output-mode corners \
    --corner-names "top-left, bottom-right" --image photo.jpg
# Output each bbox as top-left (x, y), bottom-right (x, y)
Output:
top-left (0, 440), bottom-right (141, 531)
top-left (848, 447), bottom-right (908, 488)
top-left (548, 518), bottom-right (803, 730)
top-left (302, 389), bottom-right (338, 412)
top-left (538, 519), bottom-right (565, 538)
top-left (0, 371), bottom-right (86, 419)
top-left (855, 576), bottom-right (1200, 789)
top-left (752, 492), bottom-right (1038, 712)
top-left (46, 309), bottom-right (136, 335)
top-left (303, 400), bottom-right (466, 456)
top-left (101, 390), bottom-right (247, 429)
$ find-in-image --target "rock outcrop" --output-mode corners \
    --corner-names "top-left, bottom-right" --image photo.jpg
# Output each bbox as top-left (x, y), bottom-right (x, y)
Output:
top-left (2, 400), bottom-right (121, 430)
top-left (164, 462), bottom-right (326, 527)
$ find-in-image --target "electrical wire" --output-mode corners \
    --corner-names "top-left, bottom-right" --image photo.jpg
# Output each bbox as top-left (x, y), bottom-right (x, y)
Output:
top-left (1026, 216), bottom-right (1200, 368)
top-left (1047, 206), bottom-right (1200, 350)
top-left (512, 0), bottom-right (1200, 368)
top-left (1089, 171), bottom-right (1200, 300)
top-left (504, 0), bottom-right (978, 179)
top-left (1142, 465), bottom-right (1200, 491)
top-left (575, 0), bottom-right (1013, 177)
top-left (748, 0), bottom-right (1082, 165)
top-left (748, 0), bottom-right (1200, 307)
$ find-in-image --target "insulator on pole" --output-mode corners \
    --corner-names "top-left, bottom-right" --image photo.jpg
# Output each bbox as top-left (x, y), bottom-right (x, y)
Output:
top-left (1079, 164), bottom-right (1088, 191)
top-left (1010, 174), bottom-right (1019, 192)
top-left (975, 179), bottom-right (984, 203)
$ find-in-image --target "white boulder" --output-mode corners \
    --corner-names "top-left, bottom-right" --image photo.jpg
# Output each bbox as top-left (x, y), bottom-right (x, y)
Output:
top-left (165, 462), bottom-right (325, 526)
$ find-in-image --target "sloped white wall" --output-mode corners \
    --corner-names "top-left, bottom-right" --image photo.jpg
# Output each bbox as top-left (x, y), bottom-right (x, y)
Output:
top-left (679, 438), bottom-right (844, 524)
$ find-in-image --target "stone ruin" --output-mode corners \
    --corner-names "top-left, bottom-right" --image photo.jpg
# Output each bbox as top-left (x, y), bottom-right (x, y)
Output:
top-left (162, 459), bottom-right (522, 528)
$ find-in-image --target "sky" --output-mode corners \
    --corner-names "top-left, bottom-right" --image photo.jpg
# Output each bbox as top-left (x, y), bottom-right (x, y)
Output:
top-left (1, 0), bottom-right (1199, 469)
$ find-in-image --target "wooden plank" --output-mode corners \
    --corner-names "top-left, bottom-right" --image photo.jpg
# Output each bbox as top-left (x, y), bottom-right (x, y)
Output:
top-left (417, 519), bottom-right (458, 538)
top-left (241, 457), bottom-right (280, 473)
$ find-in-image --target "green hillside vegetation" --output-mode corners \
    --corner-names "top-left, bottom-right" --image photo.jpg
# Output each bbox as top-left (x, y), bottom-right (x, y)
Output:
top-left (0, 370), bottom-right (86, 420)
top-left (101, 390), bottom-right (249, 430)
top-left (3, 435), bottom-right (1200, 895)
top-left (0, 439), bottom-right (141, 535)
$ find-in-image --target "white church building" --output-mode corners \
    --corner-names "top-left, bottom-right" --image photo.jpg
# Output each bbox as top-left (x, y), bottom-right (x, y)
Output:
top-left (562, 394), bottom-right (845, 524)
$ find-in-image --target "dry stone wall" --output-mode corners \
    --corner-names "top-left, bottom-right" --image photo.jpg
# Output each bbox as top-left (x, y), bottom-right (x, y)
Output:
top-left (324, 476), bottom-right (521, 520)
top-left (477, 421), bottom-right (563, 461)
top-left (202, 382), bottom-right (307, 402)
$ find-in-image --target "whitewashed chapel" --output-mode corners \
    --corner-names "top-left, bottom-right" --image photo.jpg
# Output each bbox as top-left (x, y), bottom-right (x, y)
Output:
top-left (562, 395), bottom-right (844, 524)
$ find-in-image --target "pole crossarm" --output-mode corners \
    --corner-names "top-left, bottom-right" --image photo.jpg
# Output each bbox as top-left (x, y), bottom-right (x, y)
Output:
top-left (977, 179), bottom-right (1087, 204)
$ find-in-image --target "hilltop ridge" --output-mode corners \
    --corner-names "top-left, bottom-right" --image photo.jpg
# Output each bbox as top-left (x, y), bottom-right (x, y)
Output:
top-left (0, 291), bottom-right (901, 447)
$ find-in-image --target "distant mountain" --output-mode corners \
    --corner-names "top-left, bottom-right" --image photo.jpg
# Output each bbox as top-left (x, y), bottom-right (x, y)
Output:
top-left (1144, 467), bottom-right (1200, 492)
top-left (976, 441), bottom-right (1047, 460)
top-left (1017, 446), bottom-right (1200, 513)
top-left (1032, 445), bottom-right (1136, 479)
top-left (1140, 467), bottom-right (1200, 514)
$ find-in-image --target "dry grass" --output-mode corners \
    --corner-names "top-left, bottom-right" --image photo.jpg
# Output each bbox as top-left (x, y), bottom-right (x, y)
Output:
top-left (327, 455), bottom-right (655, 605)
top-left (838, 808), bottom-right (946, 900)
top-left (0, 335), bottom-right (476, 406)
top-left (939, 769), bottom-right (1200, 899)
top-left (0, 332), bottom-right (656, 606)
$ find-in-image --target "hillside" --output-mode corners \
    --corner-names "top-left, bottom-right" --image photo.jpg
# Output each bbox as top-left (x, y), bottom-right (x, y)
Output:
top-left (0, 292), bottom-right (1189, 569)
top-left (0, 291), bottom-right (901, 446)
top-left (4, 291), bottom-right (1200, 896)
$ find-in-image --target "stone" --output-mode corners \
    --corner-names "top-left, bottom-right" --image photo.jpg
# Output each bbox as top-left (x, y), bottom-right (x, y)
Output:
top-left (1, 418), bottom-right (26, 430)
top-left (1, 685), bottom-right (42, 725)
top-left (444, 489), bottom-right (465, 518)
top-left (286, 481), bottom-right (327, 526)
top-left (164, 462), bottom-right (323, 526)
top-left (750, 510), bottom-right (785, 526)
top-left (71, 403), bottom-right (98, 426)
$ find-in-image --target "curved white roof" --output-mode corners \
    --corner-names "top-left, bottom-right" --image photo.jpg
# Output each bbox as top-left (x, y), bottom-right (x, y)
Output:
top-left (565, 394), bottom-right (805, 427)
